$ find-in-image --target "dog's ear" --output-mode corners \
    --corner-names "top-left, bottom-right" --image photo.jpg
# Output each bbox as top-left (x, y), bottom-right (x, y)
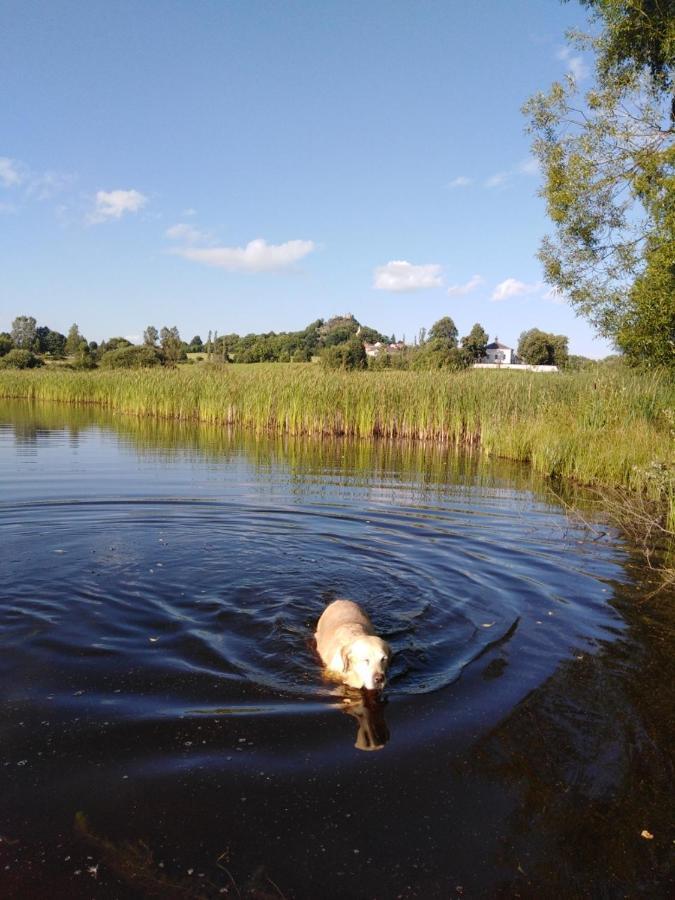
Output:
top-left (341, 645), bottom-right (351, 674)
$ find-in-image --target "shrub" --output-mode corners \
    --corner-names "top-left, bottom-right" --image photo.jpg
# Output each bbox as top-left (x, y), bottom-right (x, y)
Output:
top-left (0, 333), bottom-right (14, 357)
top-left (99, 346), bottom-right (163, 369)
top-left (292, 347), bottom-right (312, 363)
top-left (321, 336), bottom-right (367, 370)
top-left (0, 348), bottom-right (44, 369)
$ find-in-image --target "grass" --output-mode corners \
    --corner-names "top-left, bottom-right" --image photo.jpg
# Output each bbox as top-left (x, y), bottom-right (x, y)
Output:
top-left (1, 363), bottom-right (673, 524)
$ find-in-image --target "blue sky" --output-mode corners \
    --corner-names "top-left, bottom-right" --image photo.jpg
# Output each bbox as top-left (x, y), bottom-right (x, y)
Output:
top-left (0, 0), bottom-right (613, 356)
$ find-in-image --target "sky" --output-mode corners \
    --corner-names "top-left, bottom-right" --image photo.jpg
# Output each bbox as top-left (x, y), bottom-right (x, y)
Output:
top-left (0, 0), bottom-right (614, 357)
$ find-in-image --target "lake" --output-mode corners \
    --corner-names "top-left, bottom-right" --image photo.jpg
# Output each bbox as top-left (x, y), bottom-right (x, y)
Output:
top-left (0, 400), bottom-right (672, 898)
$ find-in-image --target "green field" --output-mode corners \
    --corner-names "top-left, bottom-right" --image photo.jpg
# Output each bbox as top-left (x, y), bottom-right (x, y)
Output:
top-left (1, 363), bottom-right (673, 523)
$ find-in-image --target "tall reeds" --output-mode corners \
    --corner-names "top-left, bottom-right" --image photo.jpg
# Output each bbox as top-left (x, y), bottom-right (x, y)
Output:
top-left (1, 365), bottom-right (672, 512)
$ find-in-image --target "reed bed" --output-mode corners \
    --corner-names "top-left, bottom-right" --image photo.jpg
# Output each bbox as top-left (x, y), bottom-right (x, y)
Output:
top-left (1, 364), bottom-right (673, 516)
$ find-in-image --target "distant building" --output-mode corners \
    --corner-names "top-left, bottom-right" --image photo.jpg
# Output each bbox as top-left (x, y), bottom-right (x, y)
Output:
top-left (474, 337), bottom-right (558, 372)
top-left (482, 337), bottom-right (519, 365)
top-left (364, 341), bottom-right (406, 358)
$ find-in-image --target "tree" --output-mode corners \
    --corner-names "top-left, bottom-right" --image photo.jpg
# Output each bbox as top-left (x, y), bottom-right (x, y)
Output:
top-left (0, 333), bottom-right (13, 356)
top-left (11, 316), bottom-right (37, 350)
top-left (143, 326), bottom-right (159, 347)
top-left (189, 335), bottom-right (203, 352)
top-left (358, 325), bottom-right (390, 344)
top-left (101, 336), bottom-right (132, 352)
top-left (518, 329), bottom-right (552, 365)
top-left (160, 325), bottom-right (185, 365)
top-left (572, 0), bottom-right (675, 89)
top-left (461, 323), bottom-right (489, 361)
top-left (524, 9), bottom-right (675, 368)
top-left (65, 323), bottom-right (85, 356)
top-left (36, 326), bottom-right (67, 357)
top-left (321, 336), bottom-right (367, 370)
top-left (72, 340), bottom-right (97, 369)
top-left (549, 333), bottom-right (569, 368)
top-left (518, 329), bottom-right (569, 366)
top-left (344, 336), bottom-right (367, 369)
top-left (428, 316), bottom-right (459, 347)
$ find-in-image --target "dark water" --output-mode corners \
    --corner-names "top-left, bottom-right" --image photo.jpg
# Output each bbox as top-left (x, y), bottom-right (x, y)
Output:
top-left (0, 402), bottom-right (672, 899)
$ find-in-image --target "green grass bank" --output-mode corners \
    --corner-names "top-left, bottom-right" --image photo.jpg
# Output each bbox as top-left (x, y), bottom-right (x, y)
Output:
top-left (1, 364), bottom-right (673, 520)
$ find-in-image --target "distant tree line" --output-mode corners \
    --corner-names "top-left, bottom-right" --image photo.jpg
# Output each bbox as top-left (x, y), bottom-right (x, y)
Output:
top-left (0, 315), bottom-right (191, 370)
top-left (1, 311), bottom-right (582, 372)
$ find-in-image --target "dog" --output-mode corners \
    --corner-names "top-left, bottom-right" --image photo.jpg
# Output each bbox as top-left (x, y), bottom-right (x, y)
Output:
top-left (315, 599), bottom-right (391, 691)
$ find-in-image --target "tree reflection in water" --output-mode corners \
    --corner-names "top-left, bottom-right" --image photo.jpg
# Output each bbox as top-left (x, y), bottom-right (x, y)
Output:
top-left (465, 570), bottom-right (675, 896)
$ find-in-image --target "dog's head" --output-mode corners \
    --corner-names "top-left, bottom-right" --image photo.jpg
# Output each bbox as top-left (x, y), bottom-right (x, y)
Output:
top-left (342, 635), bottom-right (391, 691)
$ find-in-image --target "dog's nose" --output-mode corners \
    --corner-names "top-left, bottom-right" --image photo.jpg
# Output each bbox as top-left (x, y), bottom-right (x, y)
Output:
top-left (374, 673), bottom-right (385, 686)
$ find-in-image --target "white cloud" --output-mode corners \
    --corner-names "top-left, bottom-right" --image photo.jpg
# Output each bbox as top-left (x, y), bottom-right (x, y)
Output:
top-left (124, 334), bottom-right (142, 344)
top-left (479, 158), bottom-right (541, 191)
top-left (0, 157), bottom-right (24, 187)
top-left (165, 222), bottom-right (210, 244)
top-left (373, 260), bottom-right (443, 292)
top-left (175, 237), bottom-right (315, 272)
top-left (447, 274), bottom-right (484, 297)
top-left (557, 46), bottom-right (589, 82)
top-left (491, 278), bottom-right (541, 301)
top-left (89, 189), bottom-right (147, 223)
top-left (25, 170), bottom-right (75, 200)
top-left (518, 157), bottom-right (540, 176)
top-left (447, 176), bottom-right (472, 189)
top-left (568, 56), bottom-right (589, 82)
top-left (0, 155), bottom-right (74, 212)
top-left (484, 171), bottom-right (509, 189)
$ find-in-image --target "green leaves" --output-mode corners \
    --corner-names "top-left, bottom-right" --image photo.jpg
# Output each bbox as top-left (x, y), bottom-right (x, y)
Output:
top-left (524, 6), bottom-right (675, 368)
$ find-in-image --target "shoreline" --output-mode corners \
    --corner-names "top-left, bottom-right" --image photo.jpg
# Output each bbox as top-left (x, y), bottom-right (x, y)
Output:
top-left (0, 365), bottom-right (672, 526)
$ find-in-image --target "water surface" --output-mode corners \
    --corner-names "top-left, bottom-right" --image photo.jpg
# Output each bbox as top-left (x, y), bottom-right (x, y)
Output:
top-left (0, 401), bottom-right (672, 898)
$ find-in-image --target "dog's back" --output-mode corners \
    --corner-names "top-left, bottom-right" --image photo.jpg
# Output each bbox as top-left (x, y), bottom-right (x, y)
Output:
top-left (315, 600), bottom-right (373, 670)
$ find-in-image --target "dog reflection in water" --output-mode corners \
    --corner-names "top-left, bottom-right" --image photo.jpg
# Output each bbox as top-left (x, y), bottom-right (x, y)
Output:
top-left (339, 685), bottom-right (389, 751)
top-left (315, 599), bottom-right (391, 751)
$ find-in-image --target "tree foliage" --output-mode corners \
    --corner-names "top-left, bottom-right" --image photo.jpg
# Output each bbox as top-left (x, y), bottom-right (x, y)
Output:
top-left (573, 0), bottom-right (675, 89)
top-left (321, 336), bottom-right (367, 370)
top-left (11, 316), bottom-right (37, 350)
top-left (65, 323), bottom-right (85, 356)
top-left (518, 329), bottom-right (569, 366)
top-left (0, 333), bottom-right (13, 356)
top-left (524, 7), bottom-right (675, 368)
top-left (428, 316), bottom-right (459, 347)
top-left (461, 323), bottom-right (489, 360)
top-left (36, 326), bottom-right (67, 357)
top-left (159, 326), bottom-right (185, 365)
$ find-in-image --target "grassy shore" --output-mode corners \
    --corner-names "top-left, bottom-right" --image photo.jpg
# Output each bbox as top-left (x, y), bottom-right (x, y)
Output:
top-left (1, 364), bottom-right (673, 522)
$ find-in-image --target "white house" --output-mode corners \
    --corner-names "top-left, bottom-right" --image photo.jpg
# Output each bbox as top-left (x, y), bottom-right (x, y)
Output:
top-left (474, 337), bottom-right (558, 372)
top-left (364, 341), bottom-right (406, 358)
top-left (482, 338), bottom-right (519, 365)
